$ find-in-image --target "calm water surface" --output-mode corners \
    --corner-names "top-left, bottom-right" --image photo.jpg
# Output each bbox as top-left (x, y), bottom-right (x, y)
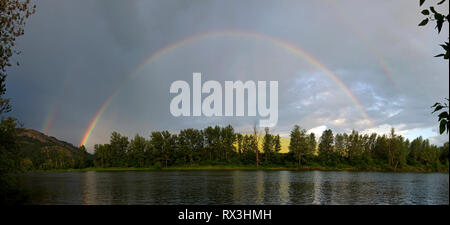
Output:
top-left (16, 170), bottom-right (449, 205)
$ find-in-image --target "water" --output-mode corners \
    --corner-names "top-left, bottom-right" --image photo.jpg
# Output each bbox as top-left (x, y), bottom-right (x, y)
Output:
top-left (16, 170), bottom-right (449, 205)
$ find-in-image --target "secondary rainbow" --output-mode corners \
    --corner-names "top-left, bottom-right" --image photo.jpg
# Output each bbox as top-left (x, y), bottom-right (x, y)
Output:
top-left (42, 74), bottom-right (72, 134)
top-left (327, 0), bottom-right (397, 88)
top-left (79, 30), bottom-right (374, 147)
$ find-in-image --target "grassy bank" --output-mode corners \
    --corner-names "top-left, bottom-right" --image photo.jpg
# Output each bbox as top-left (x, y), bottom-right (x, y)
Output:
top-left (29, 165), bottom-right (449, 173)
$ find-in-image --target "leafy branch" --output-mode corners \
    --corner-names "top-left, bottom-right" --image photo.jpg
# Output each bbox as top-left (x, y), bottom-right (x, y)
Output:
top-left (418, 0), bottom-right (449, 59)
top-left (0, 0), bottom-right (36, 115)
top-left (419, 0), bottom-right (450, 135)
top-left (431, 99), bottom-right (449, 134)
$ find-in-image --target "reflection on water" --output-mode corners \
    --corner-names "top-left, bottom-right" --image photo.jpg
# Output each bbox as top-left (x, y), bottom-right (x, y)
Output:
top-left (16, 170), bottom-right (449, 205)
top-left (278, 171), bottom-right (290, 204)
top-left (255, 171), bottom-right (264, 204)
top-left (82, 171), bottom-right (96, 204)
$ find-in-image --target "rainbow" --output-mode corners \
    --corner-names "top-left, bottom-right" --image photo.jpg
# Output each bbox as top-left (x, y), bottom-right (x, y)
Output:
top-left (327, 0), bottom-right (397, 88)
top-left (79, 94), bottom-right (114, 147)
top-left (79, 30), bottom-right (374, 147)
top-left (43, 107), bottom-right (57, 134)
top-left (42, 74), bottom-right (71, 134)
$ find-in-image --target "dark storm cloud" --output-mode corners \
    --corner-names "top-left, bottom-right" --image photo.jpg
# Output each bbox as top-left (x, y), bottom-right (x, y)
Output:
top-left (5, 0), bottom-right (448, 150)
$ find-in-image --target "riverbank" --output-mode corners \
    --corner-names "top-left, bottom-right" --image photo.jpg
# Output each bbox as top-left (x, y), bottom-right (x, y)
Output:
top-left (29, 165), bottom-right (449, 173)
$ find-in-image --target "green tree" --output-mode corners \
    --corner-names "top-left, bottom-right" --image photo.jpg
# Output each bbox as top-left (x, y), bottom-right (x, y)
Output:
top-left (203, 126), bottom-right (221, 161)
top-left (408, 136), bottom-right (425, 165)
top-left (93, 144), bottom-right (111, 167)
top-left (221, 125), bottom-right (236, 161)
top-left (128, 134), bottom-right (147, 167)
top-left (273, 134), bottom-right (281, 154)
top-left (178, 128), bottom-right (203, 164)
top-left (61, 125), bottom-right (450, 170)
top-left (373, 134), bottom-right (389, 165)
top-left (236, 133), bottom-right (243, 155)
top-left (365, 133), bottom-right (378, 163)
top-left (307, 133), bottom-right (316, 160)
top-left (289, 125), bottom-right (308, 166)
top-left (253, 125), bottom-right (260, 167)
top-left (241, 133), bottom-right (259, 165)
top-left (0, 117), bottom-right (19, 172)
top-left (0, 0), bottom-right (35, 205)
top-left (241, 135), bottom-right (252, 163)
top-left (75, 145), bottom-right (89, 169)
top-left (109, 132), bottom-right (129, 167)
top-left (334, 133), bottom-right (347, 160)
top-left (1, 0), bottom-right (36, 116)
top-left (262, 127), bottom-right (274, 162)
top-left (347, 130), bottom-right (364, 163)
top-left (318, 129), bottom-right (335, 165)
top-left (439, 141), bottom-right (449, 166)
top-left (150, 131), bottom-right (175, 167)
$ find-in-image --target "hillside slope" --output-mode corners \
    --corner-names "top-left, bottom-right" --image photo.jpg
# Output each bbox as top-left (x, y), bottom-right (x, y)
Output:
top-left (17, 128), bottom-right (78, 153)
top-left (15, 128), bottom-right (87, 169)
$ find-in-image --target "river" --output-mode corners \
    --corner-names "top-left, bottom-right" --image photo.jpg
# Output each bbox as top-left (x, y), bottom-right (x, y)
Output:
top-left (16, 170), bottom-right (449, 205)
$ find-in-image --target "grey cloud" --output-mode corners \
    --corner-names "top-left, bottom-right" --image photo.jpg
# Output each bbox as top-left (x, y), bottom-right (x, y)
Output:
top-left (5, 0), bottom-right (449, 149)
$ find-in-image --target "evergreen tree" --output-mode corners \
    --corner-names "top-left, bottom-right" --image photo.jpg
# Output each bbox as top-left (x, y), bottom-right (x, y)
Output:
top-left (289, 125), bottom-right (308, 166)
top-left (273, 135), bottom-right (281, 154)
top-left (262, 127), bottom-right (274, 162)
top-left (318, 129), bottom-right (334, 165)
top-left (236, 133), bottom-right (243, 155)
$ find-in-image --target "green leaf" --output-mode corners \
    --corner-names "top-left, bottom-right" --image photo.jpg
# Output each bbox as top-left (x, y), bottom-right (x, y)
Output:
top-left (438, 111), bottom-right (449, 120)
top-left (418, 18), bottom-right (429, 26)
top-left (421, 9), bottom-right (429, 15)
top-left (439, 120), bottom-right (446, 134)
top-left (436, 20), bottom-right (443, 33)
top-left (434, 13), bottom-right (444, 21)
top-left (430, 6), bottom-right (437, 14)
top-left (435, 54), bottom-right (445, 57)
top-left (432, 105), bottom-right (444, 113)
top-left (437, 0), bottom-right (446, 5)
top-left (420, 0), bottom-right (426, 6)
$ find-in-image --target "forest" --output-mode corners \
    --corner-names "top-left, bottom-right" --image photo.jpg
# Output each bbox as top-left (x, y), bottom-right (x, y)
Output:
top-left (10, 125), bottom-right (449, 172)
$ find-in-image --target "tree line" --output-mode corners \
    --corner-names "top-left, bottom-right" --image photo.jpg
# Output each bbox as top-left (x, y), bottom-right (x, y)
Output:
top-left (84, 125), bottom-right (448, 170)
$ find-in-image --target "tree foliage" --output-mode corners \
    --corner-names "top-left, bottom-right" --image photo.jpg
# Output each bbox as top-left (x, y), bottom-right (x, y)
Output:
top-left (418, 0), bottom-right (449, 59)
top-left (418, 0), bottom-right (450, 134)
top-left (3, 124), bottom-right (448, 172)
top-left (431, 99), bottom-right (449, 134)
top-left (1, 0), bottom-right (36, 114)
top-left (0, 0), bottom-right (35, 205)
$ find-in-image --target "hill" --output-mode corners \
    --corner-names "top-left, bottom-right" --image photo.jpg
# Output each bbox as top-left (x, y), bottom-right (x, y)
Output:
top-left (17, 128), bottom-right (79, 153)
top-left (15, 128), bottom-right (89, 170)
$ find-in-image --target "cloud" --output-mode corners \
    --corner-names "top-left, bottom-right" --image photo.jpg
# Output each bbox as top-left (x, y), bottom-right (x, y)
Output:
top-left (5, 0), bottom-right (449, 150)
top-left (307, 125), bottom-right (327, 136)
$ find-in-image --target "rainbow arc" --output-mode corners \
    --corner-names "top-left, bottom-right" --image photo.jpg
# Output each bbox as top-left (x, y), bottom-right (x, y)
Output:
top-left (75, 30), bottom-right (374, 147)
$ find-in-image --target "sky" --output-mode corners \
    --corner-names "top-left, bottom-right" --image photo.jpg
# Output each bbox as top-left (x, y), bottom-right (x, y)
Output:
top-left (5, 0), bottom-right (449, 152)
